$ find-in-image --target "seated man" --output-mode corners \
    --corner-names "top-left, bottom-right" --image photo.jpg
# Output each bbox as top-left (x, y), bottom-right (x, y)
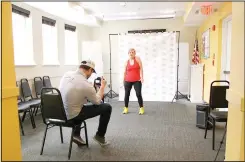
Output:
top-left (59, 60), bottom-right (112, 146)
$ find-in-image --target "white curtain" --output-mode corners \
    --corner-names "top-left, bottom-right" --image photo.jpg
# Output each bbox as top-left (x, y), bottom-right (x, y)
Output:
top-left (118, 32), bottom-right (177, 102)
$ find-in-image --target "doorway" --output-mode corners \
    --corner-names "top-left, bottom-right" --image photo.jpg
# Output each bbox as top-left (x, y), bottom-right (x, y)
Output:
top-left (220, 14), bottom-right (232, 111)
top-left (221, 15), bottom-right (232, 82)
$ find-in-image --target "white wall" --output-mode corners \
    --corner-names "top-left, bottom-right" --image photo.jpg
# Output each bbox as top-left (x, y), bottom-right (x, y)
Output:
top-left (13, 2), bottom-right (93, 92)
top-left (92, 18), bottom-right (198, 94)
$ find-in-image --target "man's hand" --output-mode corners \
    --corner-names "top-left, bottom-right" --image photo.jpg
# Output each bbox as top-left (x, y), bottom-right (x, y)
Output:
top-left (101, 76), bottom-right (107, 88)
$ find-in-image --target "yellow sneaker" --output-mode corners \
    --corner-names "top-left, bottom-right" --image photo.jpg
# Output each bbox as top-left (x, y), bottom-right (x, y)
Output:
top-left (123, 107), bottom-right (128, 114)
top-left (139, 107), bottom-right (145, 115)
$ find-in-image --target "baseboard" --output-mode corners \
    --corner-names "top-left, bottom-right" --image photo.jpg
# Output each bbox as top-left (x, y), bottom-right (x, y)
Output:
top-left (190, 99), bottom-right (205, 104)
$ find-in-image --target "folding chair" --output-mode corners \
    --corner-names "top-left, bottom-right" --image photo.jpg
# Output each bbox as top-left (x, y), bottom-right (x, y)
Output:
top-left (16, 82), bottom-right (36, 135)
top-left (43, 76), bottom-right (52, 88)
top-left (40, 87), bottom-right (88, 160)
top-left (34, 77), bottom-right (44, 115)
top-left (20, 78), bottom-right (40, 126)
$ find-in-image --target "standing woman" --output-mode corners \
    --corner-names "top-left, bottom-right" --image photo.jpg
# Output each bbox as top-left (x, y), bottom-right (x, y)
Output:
top-left (123, 48), bottom-right (144, 115)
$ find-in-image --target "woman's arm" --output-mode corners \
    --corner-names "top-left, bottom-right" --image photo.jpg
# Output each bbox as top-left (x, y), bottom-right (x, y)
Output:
top-left (136, 56), bottom-right (143, 82)
top-left (123, 61), bottom-right (127, 81)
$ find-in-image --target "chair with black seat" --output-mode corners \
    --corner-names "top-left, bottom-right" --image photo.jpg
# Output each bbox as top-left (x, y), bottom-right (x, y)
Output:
top-left (43, 76), bottom-right (53, 93)
top-left (43, 76), bottom-right (52, 88)
top-left (34, 77), bottom-right (44, 115)
top-left (16, 82), bottom-right (36, 135)
top-left (20, 78), bottom-right (40, 125)
top-left (204, 80), bottom-right (229, 150)
top-left (40, 87), bottom-right (88, 160)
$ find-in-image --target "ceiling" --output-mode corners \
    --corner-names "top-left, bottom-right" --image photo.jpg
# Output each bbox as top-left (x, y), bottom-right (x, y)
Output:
top-left (24, 2), bottom-right (223, 27)
top-left (79, 2), bottom-right (187, 21)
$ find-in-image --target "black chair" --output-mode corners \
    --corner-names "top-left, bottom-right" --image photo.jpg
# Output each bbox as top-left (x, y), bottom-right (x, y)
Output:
top-left (16, 82), bottom-right (36, 135)
top-left (20, 78), bottom-right (40, 125)
top-left (34, 77), bottom-right (44, 115)
top-left (43, 76), bottom-right (52, 88)
top-left (40, 87), bottom-right (88, 160)
top-left (43, 76), bottom-right (54, 93)
top-left (204, 80), bottom-right (229, 150)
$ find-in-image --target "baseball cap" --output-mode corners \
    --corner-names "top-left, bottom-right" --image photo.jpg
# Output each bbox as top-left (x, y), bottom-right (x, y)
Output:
top-left (80, 60), bottom-right (96, 73)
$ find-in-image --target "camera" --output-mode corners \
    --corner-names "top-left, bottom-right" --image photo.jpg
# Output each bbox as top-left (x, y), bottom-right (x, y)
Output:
top-left (94, 77), bottom-right (102, 87)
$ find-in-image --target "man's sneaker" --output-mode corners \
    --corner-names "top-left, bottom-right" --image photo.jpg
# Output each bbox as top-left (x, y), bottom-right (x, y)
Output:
top-left (73, 136), bottom-right (86, 147)
top-left (93, 135), bottom-right (109, 147)
top-left (123, 107), bottom-right (128, 114)
top-left (139, 107), bottom-right (145, 115)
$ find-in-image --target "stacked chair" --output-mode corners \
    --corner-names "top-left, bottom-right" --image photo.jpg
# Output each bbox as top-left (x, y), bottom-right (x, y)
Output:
top-left (17, 81), bottom-right (37, 136)
top-left (20, 78), bottom-right (41, 123)
top-left (34, 77), bottom-right (44, 115)
top-left (17, 76), bottom-right (53, 135)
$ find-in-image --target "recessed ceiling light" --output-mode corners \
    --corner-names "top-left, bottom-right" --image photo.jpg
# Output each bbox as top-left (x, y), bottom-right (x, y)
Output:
top-left (120, 2), bottom-right (126, 7)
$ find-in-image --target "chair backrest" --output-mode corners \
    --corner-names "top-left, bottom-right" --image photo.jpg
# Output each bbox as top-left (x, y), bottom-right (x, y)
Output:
top-left (43, 76), bottom-right (52, 88)
top-left (41, 88), bottom-right (67, 124)
top-left (34, 77), bottom-right (43, 98)
top-left (20, 78), bottom-right (33, 101)
top-left (209, 80), bottom-right (229, 109)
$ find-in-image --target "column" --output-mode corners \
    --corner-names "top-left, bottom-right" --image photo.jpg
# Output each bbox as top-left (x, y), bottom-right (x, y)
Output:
top-left (1, 2), bottom-right (22, 160)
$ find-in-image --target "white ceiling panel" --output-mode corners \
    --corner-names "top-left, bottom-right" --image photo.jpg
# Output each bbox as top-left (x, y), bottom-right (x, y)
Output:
top-left (80, 2), bottom-right (187, 21)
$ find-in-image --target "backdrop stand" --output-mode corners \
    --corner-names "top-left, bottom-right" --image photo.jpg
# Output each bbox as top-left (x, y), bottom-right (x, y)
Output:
top-left (172, 31), bottom-right (190, 103)
top-left (105, 34), bottom-right (119, 99)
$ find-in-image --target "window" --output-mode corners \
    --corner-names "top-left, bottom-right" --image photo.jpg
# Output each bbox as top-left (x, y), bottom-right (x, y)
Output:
top-left (42, 16), bottom-right (59, 65)
top-left (64, 24), bottom-right (78, 65)
top-left (12, 4), bottom-right (35, 66)
top-left (202, 29), bottom-right (210, 59)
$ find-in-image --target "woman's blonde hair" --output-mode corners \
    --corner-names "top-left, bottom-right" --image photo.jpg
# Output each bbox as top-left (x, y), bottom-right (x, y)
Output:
top-left (128, 48), bottom-right (136, 53)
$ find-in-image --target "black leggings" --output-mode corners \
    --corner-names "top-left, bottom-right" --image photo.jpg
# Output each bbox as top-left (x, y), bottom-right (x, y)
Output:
top-left (124, 81), bottom-right (143, 107)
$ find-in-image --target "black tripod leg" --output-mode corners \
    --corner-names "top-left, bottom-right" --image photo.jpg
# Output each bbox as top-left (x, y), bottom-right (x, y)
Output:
top-left (178, 91), bottom-right (189, 100)
top-left (105, 90), bottom-right (118, 99)
top-left (171, 93), bottom-right (177, 103)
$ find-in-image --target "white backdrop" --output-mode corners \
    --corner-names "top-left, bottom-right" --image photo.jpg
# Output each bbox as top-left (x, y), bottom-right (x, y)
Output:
top-left (118, 32), bottom-right (178, 101)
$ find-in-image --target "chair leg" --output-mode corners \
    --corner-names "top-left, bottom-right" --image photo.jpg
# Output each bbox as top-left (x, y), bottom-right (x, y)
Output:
top-left (83, 121), bottom-right (89, 147)
top-left (22, 111), bottom-right (27, 122)
top-left (212, 118), bottom-right (216, 150)
top-left (68, 127), bottom-right (75, 160)
top-left (204, 116), bottom-right (209, 139)
top-left (35, 107), bottom-right (39, 116)
top-left (40, 125), bottom-right (48, 155)
top-left (29, 109), bottom-right (36, 129)
top-left (19, 114), bottom-right (25, 136)
top-left (60, 126), bottom-right (64, 143)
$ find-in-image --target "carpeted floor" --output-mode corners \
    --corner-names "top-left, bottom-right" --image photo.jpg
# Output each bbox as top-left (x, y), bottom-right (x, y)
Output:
top-left (20, 99), bottom-right (226, 161)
